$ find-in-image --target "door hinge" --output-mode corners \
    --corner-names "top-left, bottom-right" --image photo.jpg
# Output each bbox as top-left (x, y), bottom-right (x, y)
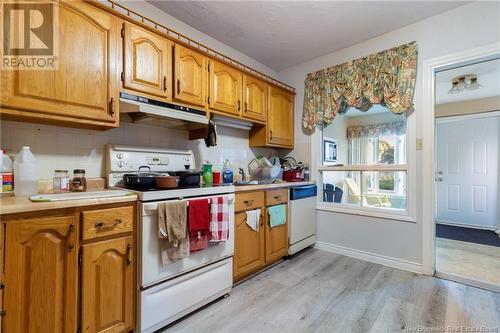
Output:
top-left (121, 72), bottom-right (124, 82)
top-left (121, 27), bottom-right (125, 38)
top-left (78, 251), bottom-right (82, 267)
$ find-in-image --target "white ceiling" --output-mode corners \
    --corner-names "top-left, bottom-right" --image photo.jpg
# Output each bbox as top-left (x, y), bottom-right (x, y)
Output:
top-left (435, 58), bottom-right (500, 105)
top-left (148, 1), bottom-right (469, 71)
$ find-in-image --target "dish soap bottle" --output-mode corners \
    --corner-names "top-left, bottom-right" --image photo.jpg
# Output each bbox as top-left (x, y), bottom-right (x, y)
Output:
top-left (222, 159), bottom-right (233, 184)
top-left (13, 146), bottom-right (38, 196)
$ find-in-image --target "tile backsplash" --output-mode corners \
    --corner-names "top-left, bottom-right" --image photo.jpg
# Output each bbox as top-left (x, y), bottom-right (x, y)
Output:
top-left (0, 120), bottom-right (281, 181)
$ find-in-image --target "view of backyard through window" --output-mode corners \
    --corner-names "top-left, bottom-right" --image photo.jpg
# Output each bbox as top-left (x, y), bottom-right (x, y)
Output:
top-left (321, 106), bottom-right (407, 211)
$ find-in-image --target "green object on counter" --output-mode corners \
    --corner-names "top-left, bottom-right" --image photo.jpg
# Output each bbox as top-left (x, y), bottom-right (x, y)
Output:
top-left (202, 162), bottom-right (213, 184)
top-left (268, 204), bottom-right (286, 228)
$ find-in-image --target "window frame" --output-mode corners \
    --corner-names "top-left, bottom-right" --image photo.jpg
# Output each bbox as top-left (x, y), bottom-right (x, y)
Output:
top-left (312, 109), bottom-right (417, 223)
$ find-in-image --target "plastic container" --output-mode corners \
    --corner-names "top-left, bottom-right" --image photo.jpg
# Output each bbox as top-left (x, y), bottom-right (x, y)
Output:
top-left (0, 149), bottom-right (14, 193)
top-left (202, 162), bottom-right (213, 185)
top-left (53, 170), bottom-right (70, 193)
top-left (13, 146), bottom-right (38, 196)
top-left (71, 169), bottom-right (87, 192)
top-left (222, 159), bottom-right (233, 184)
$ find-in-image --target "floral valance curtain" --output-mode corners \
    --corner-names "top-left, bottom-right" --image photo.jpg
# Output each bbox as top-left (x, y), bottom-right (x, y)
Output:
top-left (302, 42), bottom-right (417, 130)
top-left (347, 121), bottom-right (406, 139)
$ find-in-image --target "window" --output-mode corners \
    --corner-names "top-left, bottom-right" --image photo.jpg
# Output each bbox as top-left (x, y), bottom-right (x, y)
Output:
top-left (320, 106), bottom-right (407, 213)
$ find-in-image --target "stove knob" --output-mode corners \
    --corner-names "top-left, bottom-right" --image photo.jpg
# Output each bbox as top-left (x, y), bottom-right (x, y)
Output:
top-left (117, 161), bottom-right (124, 168)
top-left (116, 153), bottom-right (124, 159)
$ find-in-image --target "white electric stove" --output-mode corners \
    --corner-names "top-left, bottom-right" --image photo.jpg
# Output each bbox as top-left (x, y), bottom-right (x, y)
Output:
top-left (106, 145), bottom-right (235, 333)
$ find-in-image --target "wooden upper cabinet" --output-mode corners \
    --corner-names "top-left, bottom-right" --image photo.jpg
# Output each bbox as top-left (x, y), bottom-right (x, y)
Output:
top-left (81, 236), bottom-right (134, 333)
top-left (0, 1), bottom-right (119, 128)
top-left (123, 22), bottom-right (172, 100)
top-left (209, 60), bottom-right (243, 116)
top-left (4, 215), bottom-right (78, 333)
top-left (174, 44), bottom-right (207, 107)
top-left (268, 87), bottom-right (294, 147)
top-left (242, 75), bottom-right (267, 122)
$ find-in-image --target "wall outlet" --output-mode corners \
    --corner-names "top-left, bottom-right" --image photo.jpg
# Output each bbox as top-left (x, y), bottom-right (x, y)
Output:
top-left (416, 139), bottom-right (423, 150)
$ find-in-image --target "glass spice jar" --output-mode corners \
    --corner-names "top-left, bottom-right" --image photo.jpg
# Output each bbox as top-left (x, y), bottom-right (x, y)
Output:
top-left (71, 169), bottom-right (87, 192)
top-left (53, 170), bottom-right (70, 193)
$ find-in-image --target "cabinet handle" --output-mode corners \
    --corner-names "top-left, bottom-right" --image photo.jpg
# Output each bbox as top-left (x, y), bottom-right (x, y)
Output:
top-left (244, 101), bottom-right (247, 112)
top-left (177, 79), bottom-right (181, 95)
top-left (109, 97), bottom-right (115, 116)
top-left (269, 129), bottom-right (273, 140)
top-left (163, 76), bottom-right (167, 92)
top-left (243, 200), bottom-right (253, 205)
top-left (260, 215), bottom-right (264, 227)
top-left (238, 100), bottom-right (241, 111)
top-left (126, 243), bottom-right (132, 265)
top-left (95, 219), bottom-right (122, 229)
top-left (274, 195), bottom-right (281, 200)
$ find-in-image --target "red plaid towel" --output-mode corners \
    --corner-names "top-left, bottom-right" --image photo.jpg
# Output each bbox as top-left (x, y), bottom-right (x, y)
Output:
top-left (209, 196), bottom-right (229, 242)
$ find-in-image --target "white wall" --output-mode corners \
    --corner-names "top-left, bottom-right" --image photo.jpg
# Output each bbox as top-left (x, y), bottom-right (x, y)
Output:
top-left (279, 1), bottom-right (500, 268)
top-left (0, 0), bottom-right (281, 181)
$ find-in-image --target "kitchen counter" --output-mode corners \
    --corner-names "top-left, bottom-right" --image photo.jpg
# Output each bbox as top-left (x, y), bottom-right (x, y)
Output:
top-left (234, 181), bottom-right (316, 192)
top-left (0, 191), bottom-right (138, 215)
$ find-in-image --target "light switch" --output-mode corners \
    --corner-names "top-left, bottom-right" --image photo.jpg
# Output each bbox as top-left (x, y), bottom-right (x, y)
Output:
top-left (416, 139), bottom-right (423, 150)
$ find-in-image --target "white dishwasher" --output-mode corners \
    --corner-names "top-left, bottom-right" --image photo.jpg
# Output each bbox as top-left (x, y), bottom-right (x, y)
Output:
top-left (288, 184), bottom-right (317, 255)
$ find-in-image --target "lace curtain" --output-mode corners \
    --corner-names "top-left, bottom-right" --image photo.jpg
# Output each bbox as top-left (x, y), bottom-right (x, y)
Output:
top-left (302, 42), bottom-right (417, 130)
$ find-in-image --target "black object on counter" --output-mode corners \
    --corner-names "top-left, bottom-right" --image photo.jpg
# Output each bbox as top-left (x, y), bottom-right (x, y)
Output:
top-left (169, 170), bottom-right (202, 187)
top-left (122, 166), bottom-right (159, 190)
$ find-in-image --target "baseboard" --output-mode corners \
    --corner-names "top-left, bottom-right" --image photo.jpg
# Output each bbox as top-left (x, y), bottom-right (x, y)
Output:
top-left (436, 220), bottom-right (498, 231)
top-left (314, 241), bottom-right (423, 274)
top-left (436, 271), bottom-right (500, 293)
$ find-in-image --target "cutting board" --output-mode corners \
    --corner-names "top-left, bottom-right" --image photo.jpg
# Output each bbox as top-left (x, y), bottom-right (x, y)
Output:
top-left (30, 190), bottom-right (133, 202)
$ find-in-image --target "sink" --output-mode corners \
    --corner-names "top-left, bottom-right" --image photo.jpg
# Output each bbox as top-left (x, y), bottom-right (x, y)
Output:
top-left (233, 181), bottom-right (259, 186)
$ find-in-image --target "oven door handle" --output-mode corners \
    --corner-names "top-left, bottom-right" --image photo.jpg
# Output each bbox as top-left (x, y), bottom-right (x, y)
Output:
top-left (142, 194), bottom-right (235, 214)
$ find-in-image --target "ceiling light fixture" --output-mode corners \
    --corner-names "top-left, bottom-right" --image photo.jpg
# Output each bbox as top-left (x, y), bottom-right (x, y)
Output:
top-left (447, 74), bottom-right (482, 94)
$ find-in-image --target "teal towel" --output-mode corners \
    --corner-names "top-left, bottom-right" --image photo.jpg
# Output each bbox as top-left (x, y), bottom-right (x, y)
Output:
top-left (268, 204), bottom-right (286, 228)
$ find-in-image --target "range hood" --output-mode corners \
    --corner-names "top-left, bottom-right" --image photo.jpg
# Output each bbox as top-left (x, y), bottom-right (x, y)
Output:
top-left (119, 92), bottom-right (208, 129)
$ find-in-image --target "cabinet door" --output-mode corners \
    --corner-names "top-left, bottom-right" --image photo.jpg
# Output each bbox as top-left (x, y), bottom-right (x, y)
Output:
top-left (81, 236), bottom-right (134, 333)
top-left (1, 1), bottom-right (119, 127)
top-left (242, 75), bottom-right (267, 122)
top-left (0, 224), bottom-right (3, 333)
top-left (123, 22), bottom-right (172, 100)
top-left (265, 206), bottom-right (288, 263)
top-left (233, 212), bottom-right (265, 280)
top-left (209, 60), bottom-right (242, 116)
top-left (268, 87), bottom-right (294, 147)
top-left (4, 215), bottom-right (78, 333)
top-left (174, 44), bottom-right (207, 107)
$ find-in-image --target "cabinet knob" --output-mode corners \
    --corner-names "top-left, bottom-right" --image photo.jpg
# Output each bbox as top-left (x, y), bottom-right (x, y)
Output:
top-left (269, 130), bottom-right (273, 140)
top-left (163, 76), bottom-right (167, 92)
top-left (126, 243), bottom-right (132, 265)
top-left (177, 79), bottom-right (181, 95)
top-left (109, 97), bottom-right (115, 116)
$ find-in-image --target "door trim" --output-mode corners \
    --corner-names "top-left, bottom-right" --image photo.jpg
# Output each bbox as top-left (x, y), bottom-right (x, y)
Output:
top-left (421, 42), bottom-right (500, 275)
top-left (436, 109), bottom-right (500, 123)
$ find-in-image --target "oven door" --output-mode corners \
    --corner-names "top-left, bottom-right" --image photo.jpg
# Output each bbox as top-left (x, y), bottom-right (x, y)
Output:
top-left (139, 193), bottom-right (234, 288)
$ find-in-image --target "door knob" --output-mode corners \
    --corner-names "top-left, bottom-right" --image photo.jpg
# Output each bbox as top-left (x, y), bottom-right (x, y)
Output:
top-left (436, 177), bottom-right (444, 181)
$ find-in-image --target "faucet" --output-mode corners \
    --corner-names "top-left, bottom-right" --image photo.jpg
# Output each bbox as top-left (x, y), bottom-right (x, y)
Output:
top-left (238, 168), bottom-right (245, 182)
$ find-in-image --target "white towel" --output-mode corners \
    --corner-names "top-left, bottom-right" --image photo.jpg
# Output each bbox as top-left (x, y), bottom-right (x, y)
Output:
top-left (245, 209), bottom-right (261, 231)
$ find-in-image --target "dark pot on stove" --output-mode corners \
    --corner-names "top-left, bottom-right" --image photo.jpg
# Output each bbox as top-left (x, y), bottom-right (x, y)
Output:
top-left (123, 166), bottom-right (160, 190)
top-left (169, 170), bottom-right (201, 187)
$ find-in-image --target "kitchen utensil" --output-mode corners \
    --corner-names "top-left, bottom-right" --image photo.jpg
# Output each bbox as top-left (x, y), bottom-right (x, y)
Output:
top-left (169, 170), bottom-right (201, 187)
top-left (155, 175), bottom-right (180, 188)
top-left (123, 166), bottom-right (160, 190)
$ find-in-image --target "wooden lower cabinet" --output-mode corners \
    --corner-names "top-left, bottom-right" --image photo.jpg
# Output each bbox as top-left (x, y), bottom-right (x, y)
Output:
top-left (264, 207), bottom-right (289, 263)
top-left (233, 212), bottom-right (265, 279)
top-left (81, 236), bottom-right (135, 333)
top-left (4, 215), bottom-right (79, 333)
top-left (1, 203), bottom-right (135, 333)
top-left (233, 190), bottom-right (288, 282)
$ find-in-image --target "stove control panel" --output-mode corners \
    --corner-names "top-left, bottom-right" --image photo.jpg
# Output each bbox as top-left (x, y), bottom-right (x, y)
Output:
top-left (106, 144), bottom-right (196, 174)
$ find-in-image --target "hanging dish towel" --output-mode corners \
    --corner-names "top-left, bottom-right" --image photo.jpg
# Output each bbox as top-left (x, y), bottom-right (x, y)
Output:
top-left (245, 208), bottom-right (261, 231)
top-left (209, 196), bottom-right (229, 242)
top-left (268, 204), bottom-right (286, 228)
top-left (158, 200), bottom-right (189, 265)
top-left (188, 198), bottom-right (210, 253)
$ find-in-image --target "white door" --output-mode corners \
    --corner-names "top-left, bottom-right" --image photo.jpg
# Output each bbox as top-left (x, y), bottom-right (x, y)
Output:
top-left (436, 116), bottom-right (499, 228)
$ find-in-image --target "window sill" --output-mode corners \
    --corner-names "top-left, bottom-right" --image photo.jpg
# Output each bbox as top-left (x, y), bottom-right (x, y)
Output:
top-left (316, 203), bottom-right (417, 223)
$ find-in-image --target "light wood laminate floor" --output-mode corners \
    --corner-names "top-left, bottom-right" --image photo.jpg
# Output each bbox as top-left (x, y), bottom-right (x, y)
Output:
top-left (163, 249), bottom-right (500, 333)
top-left (436, 237), bottom-right (500, 286)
